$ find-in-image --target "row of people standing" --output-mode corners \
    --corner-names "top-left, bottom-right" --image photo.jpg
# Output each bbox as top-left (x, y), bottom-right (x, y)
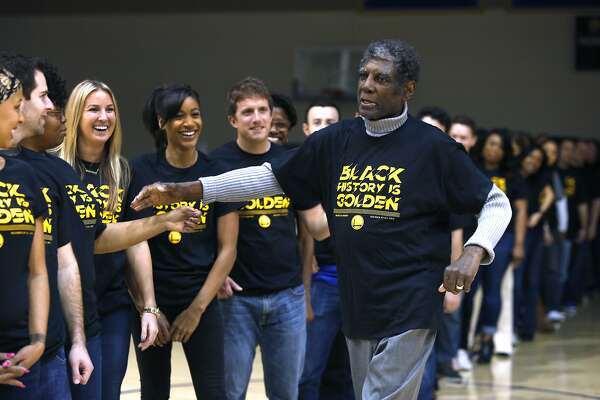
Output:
top-left (0, 54), bottom-right (201, 399)
top-left (0, 53), bottom-right (356, 399)
top-left (415, 106), bottom-right (600, 399)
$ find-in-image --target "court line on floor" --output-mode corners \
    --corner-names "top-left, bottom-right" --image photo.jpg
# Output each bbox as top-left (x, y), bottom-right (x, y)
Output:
top-left (446, 381), bottom-right (600, 399)
top-left (122, 380), bottom-right (600, 398)
top-left (121, 379), bottom-right (264, 395)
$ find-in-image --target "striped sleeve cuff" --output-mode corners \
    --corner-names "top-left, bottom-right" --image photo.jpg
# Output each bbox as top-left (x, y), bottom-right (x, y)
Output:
top-left (199, 163), bottom-right (283, 204)
top-left (464, 184), bottom-right (512, 265)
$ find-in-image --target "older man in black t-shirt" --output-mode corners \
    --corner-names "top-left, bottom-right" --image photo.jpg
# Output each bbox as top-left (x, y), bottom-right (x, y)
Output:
top-left (132, 40), bottom-right (511, 400)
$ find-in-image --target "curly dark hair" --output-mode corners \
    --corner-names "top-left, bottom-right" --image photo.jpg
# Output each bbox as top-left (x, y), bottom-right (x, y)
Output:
top-left (359, 40), bottom-right (421, 88)
top-left (36, 59), bottom-right (67, 109)
top-left (0, 52), bottom-right (35, 99)
top-left (271, 93), bottom-right (297, 128)
top-left (474, 128), bottom-right (516, 174)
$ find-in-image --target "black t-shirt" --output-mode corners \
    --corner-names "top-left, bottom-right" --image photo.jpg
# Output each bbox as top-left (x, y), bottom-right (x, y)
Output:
top-left (0, 157), bottom-right (47, 353)
top-left (210, 141), bottom-right (302, 294)
top-left (315, 237), bottom-right (336, 267)
top-left (18, 148), bottom-right (75, 357)
top-left (124, 150), bottom-right (237, 307)
top-left (52, 157), bottom-right (106, 338)
top-left (525, 170), bottom-right (552, 219)
top-left (271, 116), bottom-right (491, 339)
top-left (81, 161), bottom-right (130, 315)
top-left (449, 213), bottom-right (477, 240)
top-left (478, 167), bottom-right (528, 233)
top-left (559, 167), bottom-right (588, 239)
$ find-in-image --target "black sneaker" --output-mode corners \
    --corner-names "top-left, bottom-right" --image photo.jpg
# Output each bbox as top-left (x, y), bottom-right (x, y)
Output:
top-left (478, 338), bottom-right (494, 364)
top-left (437, 363), bottom-right (462, 381)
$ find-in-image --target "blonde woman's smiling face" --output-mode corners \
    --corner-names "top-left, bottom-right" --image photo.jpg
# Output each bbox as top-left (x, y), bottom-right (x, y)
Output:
top-left (79, 89), bottom-right (116, 147)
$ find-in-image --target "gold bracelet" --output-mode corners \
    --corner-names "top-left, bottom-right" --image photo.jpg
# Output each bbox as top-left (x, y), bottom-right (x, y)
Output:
top-left (143, 307), bottom-right (161, 317)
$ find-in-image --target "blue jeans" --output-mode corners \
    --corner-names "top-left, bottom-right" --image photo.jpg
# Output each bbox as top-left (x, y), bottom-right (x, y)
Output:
top-left (513, 228), bottom-right (544, 337)
top-left (299, 280), bottom-right (353, 400)
top-left (471, 232), bottom-right (514, 335)
top-left (221, 285), bottom-right (306, 400)
top-left (40, 348), bottom-right (71, 400)
top-left (69, 333), bottom-right (102, 400)
top-left (541, 232), bottom-right (565, 313)
top-left (0, 359), bottom-right (42, 399)
top-left (564, 241), bottom-right (590, 307)
top-left (100, 306), bottom-right (131, 400)
top-left (436, 309), bottom-right (460, 365)
top-left (418, 347), bottom-right (437, 400)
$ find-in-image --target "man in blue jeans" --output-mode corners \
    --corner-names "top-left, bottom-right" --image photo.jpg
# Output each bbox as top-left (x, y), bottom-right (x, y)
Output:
top-left (212, 78), bottom-right (307, 400)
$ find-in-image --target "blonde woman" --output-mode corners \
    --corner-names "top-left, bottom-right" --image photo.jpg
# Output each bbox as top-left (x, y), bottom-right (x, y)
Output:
top-left (60, 80), bottom-right (159, 400)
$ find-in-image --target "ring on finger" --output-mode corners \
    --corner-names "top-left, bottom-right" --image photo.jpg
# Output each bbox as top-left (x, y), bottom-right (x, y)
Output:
top-left (456, 284), bottom-right (464, 290)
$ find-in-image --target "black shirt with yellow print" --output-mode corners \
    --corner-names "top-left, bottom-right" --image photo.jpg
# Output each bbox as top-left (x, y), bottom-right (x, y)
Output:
top-left (479, 167), bottom-right (528, 233)
top-left (0, 156), bottom-right (47, 352)
top-left (211, 141), bottom-right (304, 295)
top-left (124, 150), bottom-right (238, 307)
top-left (559, 167), bottom-right (588, 239)
top-left (51, 156), bottom-right (106, 339)
top-left (271, 116), bottom-right (491, 339)
top-left (81, 161), bottom-right (130, 316)
top-left (18, 147), bottom-right (75, 358)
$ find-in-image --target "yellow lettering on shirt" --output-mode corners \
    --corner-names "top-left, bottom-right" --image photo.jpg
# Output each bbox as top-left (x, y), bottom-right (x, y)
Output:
top-left (155, 201), bottom-right (210, 230)
top-left (0, 181), bottom-right (36, 231)
top-left (565, 177), bottom-right (576, 197)
top-left (334, 164), bottom-right (404, 216)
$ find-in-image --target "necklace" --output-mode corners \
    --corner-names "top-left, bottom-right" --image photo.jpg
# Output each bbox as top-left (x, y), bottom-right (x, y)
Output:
top-left (82, 160), bottom-right (100, 175)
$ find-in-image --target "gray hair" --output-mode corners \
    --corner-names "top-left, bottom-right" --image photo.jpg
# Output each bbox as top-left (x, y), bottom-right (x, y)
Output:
top-left (359, 40), bottom-right (421, 86)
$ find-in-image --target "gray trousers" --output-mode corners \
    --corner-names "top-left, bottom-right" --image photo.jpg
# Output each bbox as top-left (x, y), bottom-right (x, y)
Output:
top-left (346, 329), bottom-right (436, 400)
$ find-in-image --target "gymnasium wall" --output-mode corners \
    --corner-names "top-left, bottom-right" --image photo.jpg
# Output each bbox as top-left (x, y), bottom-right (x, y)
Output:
top-left (1, 9), bottom-right (598, 156)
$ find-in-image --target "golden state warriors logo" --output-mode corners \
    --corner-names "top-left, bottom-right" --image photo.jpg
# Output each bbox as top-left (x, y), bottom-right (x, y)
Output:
top-left (351, 215), bottom-right (364, 230)
top-left (168, 231), bottom-right (182, 244)
top-left (491, 176), bottom-right (507, 193)
top-left (258, 215), bottom-right (271, 229)
top-left (0, 233), bottom-right (4, 249)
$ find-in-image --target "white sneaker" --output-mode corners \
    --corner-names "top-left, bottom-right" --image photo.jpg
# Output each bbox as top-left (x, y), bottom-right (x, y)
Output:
top-left (456, 349), bottom-right (473, 371)
top-left (547, 310), bottom-right (565, 322)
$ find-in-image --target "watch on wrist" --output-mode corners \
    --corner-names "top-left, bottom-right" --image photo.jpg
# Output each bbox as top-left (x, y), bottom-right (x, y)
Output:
top-left (143, 306), bottom-right (161, 317)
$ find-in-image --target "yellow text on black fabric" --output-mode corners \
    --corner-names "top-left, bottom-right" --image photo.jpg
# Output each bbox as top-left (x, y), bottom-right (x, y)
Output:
top-left (155, 200), bottom-right (210, 230)
top-left (65, 184), bottom-right (98, 224)
top-left (564, 177), bottom-right (576, 197)
top-left (0, 182), bottom-right (35, 230)
top-left (86, 184), bottom-right (124, 224)
top-left (238, 195), bottom-right (291, 219)
top-left (334, 164), bottom-right (404, 215)
top-left (41, 187), bottom-right (54, 242)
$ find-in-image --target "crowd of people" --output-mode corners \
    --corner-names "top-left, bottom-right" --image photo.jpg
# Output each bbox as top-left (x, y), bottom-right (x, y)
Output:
top-left (0, 38), bottom-right (591, 400)
top-left (415, 106), bottom-right (600, 399)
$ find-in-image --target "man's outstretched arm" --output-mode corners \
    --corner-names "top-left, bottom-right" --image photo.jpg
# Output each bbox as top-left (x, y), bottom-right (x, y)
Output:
top-left (131, 164), bottom-right (281, 210)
